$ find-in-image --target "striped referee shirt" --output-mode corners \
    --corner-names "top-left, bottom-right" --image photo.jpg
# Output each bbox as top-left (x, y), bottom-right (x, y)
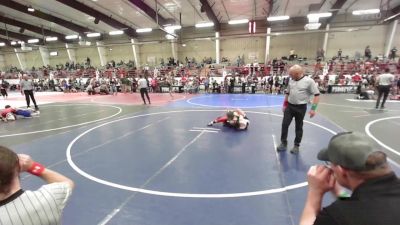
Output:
top-left (20, 80), bottom-right (34, 91)
top-left (287, 75), bottom-right (320, 105)
top-left (0, 182), bottom-right (72, 225)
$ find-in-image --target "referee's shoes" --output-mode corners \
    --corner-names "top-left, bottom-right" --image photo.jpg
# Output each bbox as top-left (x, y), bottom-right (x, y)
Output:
top-left (277, 143), bottom-right (300, 154)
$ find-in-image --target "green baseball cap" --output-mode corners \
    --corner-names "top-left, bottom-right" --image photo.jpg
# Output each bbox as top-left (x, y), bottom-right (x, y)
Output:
top-left (317, 132), bottom-right (376, 171)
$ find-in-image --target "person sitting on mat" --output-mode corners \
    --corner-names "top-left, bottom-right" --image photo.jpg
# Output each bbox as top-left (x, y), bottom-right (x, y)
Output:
top-left (207, 109), bottom-right (249, 130)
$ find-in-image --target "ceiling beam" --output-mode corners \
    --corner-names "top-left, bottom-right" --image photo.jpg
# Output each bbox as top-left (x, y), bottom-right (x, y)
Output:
top-left (380, 4), bottom-right (400, 23)
top-left (55, 0), bottom-right (137, 37)
top-left (200, 0), bottom-right (221, 31)
top-left (0, 0), bottom-right (93, 34)
top-left (0, 15), bottom-right (68, 42)
top-left (0, 37), bottom-right (11, 43)
top-left (0, 28), bottom-right (43, 43)
top-left (185, 0), bottom-right (205, 21)
top-left (325, 0), bottom-right (347, 24)
top-left (126, 0), bottom-right (171, 26)
top-left (392, 4), bottom-right (400, 13)
top-left (308, 0), bottom-right (327, 12)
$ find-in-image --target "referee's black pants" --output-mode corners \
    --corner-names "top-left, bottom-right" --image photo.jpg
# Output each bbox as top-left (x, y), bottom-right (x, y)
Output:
top-left (280, 103), bottom-right (307, 146)
top-left (140, 88), bottom-right (150, 104)
top-left (24, 90), bottom-right (38, 108)
top-left (375, 85), bottom-right (390, 108)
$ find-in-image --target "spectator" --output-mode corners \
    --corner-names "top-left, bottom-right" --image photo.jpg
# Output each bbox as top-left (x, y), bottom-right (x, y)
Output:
top-left (0, 78), bottom-right (9, 99)
top-left (364, 46), bottom-right (372, 60)
top-left (397, 76), bottom-right (400, 95)
top-left (337, 49), bottom-right (342, 59)
top-left (316, 48), bottom-right (325, 61)
top-left (0, 146), bottom-right (74, 224)
top-left (390, 47), bottom-right (397, 60)
top-left (289, 49), bottom-right (295, 61)
top-left (299, 132), bottom-right (400, 225)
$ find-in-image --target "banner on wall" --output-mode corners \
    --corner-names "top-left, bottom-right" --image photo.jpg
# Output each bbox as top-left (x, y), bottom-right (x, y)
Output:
top-left (147, 56), bottom-right (156, 64)
top-left (248, 52), bottom-right (258, 60)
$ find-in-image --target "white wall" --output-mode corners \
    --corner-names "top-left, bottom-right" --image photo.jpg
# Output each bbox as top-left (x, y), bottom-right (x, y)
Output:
top-left (394, 21), bottom-right (400, 49)
top-left (221, 37), bottom-right (266, 64)
top-left (24, 50), bottom-right (43, 68)
top-left (1, 23), bottom-right (397, 70)
top-left (327, 25), bottom-right (387, 58)
top-left (106, 44), bottom-right (134, 63)
top-left (49, 49), bottom-right (70, 66)
top-left (75, 46), bottom-right (101, 66)
top-left (178, 40), bottom-right (215, 62)
top-left (3, 52), bottom-right (19, 70)
top-left (270, 32), bottom-right (324, 59)
top-left (139, 42), bottom-right (172, 66)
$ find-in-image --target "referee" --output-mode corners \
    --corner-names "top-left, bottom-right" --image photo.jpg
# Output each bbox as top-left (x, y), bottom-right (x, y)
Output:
top-left (277, 65), bottom-right (320, 154)
top-left (375, 68), bottom-right (395, 109)
top-left (20, 74), bottom-right (39, 110)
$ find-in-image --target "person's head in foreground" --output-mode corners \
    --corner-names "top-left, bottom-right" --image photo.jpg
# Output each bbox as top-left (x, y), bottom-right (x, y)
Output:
top-left (299, 132), bottom-right (400, 225)
top-left (317, 132), bottom-right (391, 189)
top-left (0, 145), bottom-right (74, 224)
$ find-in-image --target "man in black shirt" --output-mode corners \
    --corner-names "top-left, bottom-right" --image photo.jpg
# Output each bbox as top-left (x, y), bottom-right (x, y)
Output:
top-left (364, 46), bottom-right (372, 60)
top-left (390, 47), bottom-right (397, 60)
top-left (299, 132), bottom-right (400, 225)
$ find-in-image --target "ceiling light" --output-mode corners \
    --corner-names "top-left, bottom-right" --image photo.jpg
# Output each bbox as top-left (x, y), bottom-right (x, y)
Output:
top-left (50, 51), bottom-right (58, 56)
top-left (195, 22), bottom-right (214, 28)
top-left (307, 12), bottom-right (332, 19)
top-left (66, 34), bottom-right (78, 39)
top-left (165, 34), bottom-right (176, 40)
top-left (164, 25), bottom-right (181, 31)
top-left (27, 7), bottom-right (35, 12)
top-left (0, 42), bottom-right (5, 47)
top-left (109, 30), bottom-right (124, 35)
top-left (86, 33), bottom-right (101, 37)
top-left (11, 41), bottom-right (17, 45)
top-left (304, 23), bottom-right (321, 30)
top-left (228, 19), bottom-right (249, 25)
top-left (28, 39), bottom-right (39, 43)
top-left (182, 44), bottom-right (186, 47)
top-left (136, 28), bottom-right (153, 33)
top-left (267, 15), bottom-right (290, 21)
top-left (352, 9), bottom-right (380, 15)
top-left (45, 37), bottom-right (58, 41)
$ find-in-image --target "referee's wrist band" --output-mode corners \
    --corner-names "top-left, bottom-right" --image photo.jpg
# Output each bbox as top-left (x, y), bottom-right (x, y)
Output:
top-left (283, 100), bottom-right (289, 107)
top-left (28, 162), bottom-right (45, 176)
top-left (311, 104), bottom-right (318, 111)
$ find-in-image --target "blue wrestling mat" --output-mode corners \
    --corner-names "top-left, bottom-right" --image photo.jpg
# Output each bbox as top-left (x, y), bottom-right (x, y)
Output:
top-left (4, 94), bottom-right (400, 225)
top-left (175, 94), bottom-right (285, 108)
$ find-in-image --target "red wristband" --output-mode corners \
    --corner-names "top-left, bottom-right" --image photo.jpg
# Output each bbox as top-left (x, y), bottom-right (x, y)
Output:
top-left (283, 100), bottom-right (289, 108)
top-left (28, 162), bottom-right (45, 176)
